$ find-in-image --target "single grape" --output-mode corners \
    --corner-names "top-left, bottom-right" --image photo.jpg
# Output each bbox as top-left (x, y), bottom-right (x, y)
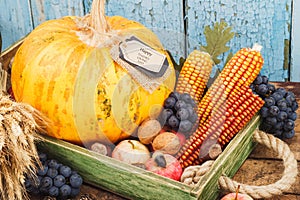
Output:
top-left (265, 117), bottom-right (277, 126)
top-left (169, 91), bottom-right (181, 101)
top-left (264, 97), bottom-right (275, 107)
top-left (283, 130), bottom-right (295, 139)
top-left (37, 165), bottom-right (49, 176)
top-left (189, 112), bottom-right (198, 123)
top-left (257, 84), bottom-right (269, 96)
top-left (48, 186), bottom-right (59, 197)
top-left (176, 108), bottom-right (189, 120)
top-left (180, 93), bottom-right (193, 104)
top-left (261, 75), bottom-right (269, 84)
top-left (277, 99), bottom-right (288, 111)
top-left (253, 76), bottom-right (263, 85)
top-left (285, 94), bottom-right (295, 106)
top-left (178, 120), bottom-right (193, 133)
top-left (174, 100), bottom-right (187, 110)
top-left (277, 111), bottom-right (287, 121)
top-left (38, 153), bottom-right (48, 164)
top-left (267, 84), bottom-right (276, 94)
top-left (40, 176), bottom-right (53, 189)
top-left (168, 115), bottom-right (180, 128)
top-left (271, 92), bottom-right (283, 102)
top-left (48, 159), bottom-right (59, 169)
top-left (284, 119), bottom-right (295, 131)
top-left (291, 101), bottom-right (299, 112)
top-left (164, 97), bottom-right (176, 109)
top-left (260, 107), bottom-right (269, 118)
top-left (275, 88), bottom-right (287, 97)
top-left (59, 184), bottom-right (72, 197)
top-left (54, 175), bottom-right (66, 188)
top-left (269, 106), bottom-right (280, 117)
top-left (158, 108), bottom-right (173, 125)
top-left (47, 168), bottom-right (58, 178)
top-left (70, 174), bottom-right (83, 188)
top-left (59, 165), bottom-right (72, 178)
top-left (288, 112), bottom-right (297, 121)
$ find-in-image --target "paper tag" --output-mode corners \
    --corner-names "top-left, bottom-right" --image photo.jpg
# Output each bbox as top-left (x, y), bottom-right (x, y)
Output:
top-left (118, 36), bottom-right (168, 77)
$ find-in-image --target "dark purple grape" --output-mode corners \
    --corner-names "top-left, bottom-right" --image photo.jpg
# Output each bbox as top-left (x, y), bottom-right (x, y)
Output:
top-left (40, 177), bottom-right (53, 189)
top-left (159, 109), bottom-right (173, 125)
top-left (272, 129), bottom-right (283, 137)
top-left (286, 107), bottom-right (293, 115)
top-left (179, 120), bottom-right (193, 133)
top-left (37, 165), bottom-right (49, 176)
top-left (261, 75), bottom-right (269, 84)
top-left (69, 174), bottom-right (83, 188)
top-left (59, 165), bottom-right (72, 178)
top-left (174, 100), bottom-right (187, 110)
top-left (59, 184), bottom-right (72, 197)
top-left (176, 108), bottom-right (189, 120)
top-left (283, 130), bottom-right (295, 139)
top-left (277, 111), bottom-right (287, 121)
top-left (291, 101), bottom-right (298, 112)
top-left (269, 106), bottom-right (280, 117)
top-left (168, 115), bottom-right (180, 128)
top-left (38, 153), bottom-right (48, 164)
top-left (285, 94), bottom-right (295, 106)
top-left (48, 159), bottom-right (59, 169)
top-left (253, 76), bottom-right (263, 85)
top-left (47, 168), bottom-right (58, 178)
top-left (189, 113), bottom-right (198, 123)
top-left (267, 84), bottom-right (276, 94)
top-left (275, 88), bottom-right (287, 97)
top-left (271, 92), bottom-right (283, 102)
top-left (164, 97), bottom-right (176, 109)
top-left (257, 84), bottom-right (269, 96)
top-left (277, 99), bottom-right (288, 111)
top-left (180, 93), bottom-right (193, 104)
top-left (54, 175), bottom-right (66, 187)
top-left (274, 121), bottom-right (284, 130)
top-left (265, 117), bottom-right (277, 126)
top-left (48, 186), bottom-right (59, 197)
top-left (169, 91), bottom-right (180, 101)
top-left (264, 97), bottom-right (275, 107)
top-left (154, 154), bottom-right (167, 167)
top-left (288, 112), bottom-right (297, 121)
top-left (260, 107), bottom-right (269, 118)
top-left (284, 119), bottom-right (295, 131)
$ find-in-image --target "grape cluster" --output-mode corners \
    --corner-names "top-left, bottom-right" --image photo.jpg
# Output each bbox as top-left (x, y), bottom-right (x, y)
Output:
top-left (158, 92), bottom-right (198, 135)
top-left (251, 75), bottom-right (298, 139)
top-left (25, 152), bottom-right (83, 199)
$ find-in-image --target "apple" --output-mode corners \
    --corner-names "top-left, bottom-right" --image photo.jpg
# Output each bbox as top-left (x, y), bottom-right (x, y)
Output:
top-left (145, 152), bottom-right (182, 181)
top-left (221, 192), bottom-right (253, 200)
top-left (112, 140), bottom-right (150, 166)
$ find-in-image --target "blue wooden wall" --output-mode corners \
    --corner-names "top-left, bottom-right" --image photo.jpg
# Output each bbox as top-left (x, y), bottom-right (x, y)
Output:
top-left (0, 0), bottom-right (299, 82)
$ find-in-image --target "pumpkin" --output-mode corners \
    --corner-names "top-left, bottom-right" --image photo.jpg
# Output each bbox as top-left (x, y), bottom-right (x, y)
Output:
top-left (11, 0), bottom-right (176, 146)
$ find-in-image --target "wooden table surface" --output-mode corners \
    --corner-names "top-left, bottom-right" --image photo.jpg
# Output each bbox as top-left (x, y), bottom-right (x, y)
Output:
top-left (31, 82), bottom-right (300, 200)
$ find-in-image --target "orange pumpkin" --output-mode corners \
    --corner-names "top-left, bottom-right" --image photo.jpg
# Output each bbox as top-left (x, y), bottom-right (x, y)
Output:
top-left (11, 0), bottom-right (176, 146)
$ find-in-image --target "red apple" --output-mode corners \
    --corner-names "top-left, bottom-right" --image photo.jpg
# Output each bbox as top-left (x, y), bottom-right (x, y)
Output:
top-left (221, 193), bottom-right (253, 200)
top-left (112, 140), bottom-right (150, 165)
top-left (145, 152), bottom-right (182, 181)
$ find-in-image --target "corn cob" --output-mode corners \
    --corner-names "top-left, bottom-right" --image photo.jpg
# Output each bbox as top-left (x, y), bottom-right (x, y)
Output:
top-left (176, 50), bottom-right (214, 103)
top-left (177, 44), bottom-right (264, 168)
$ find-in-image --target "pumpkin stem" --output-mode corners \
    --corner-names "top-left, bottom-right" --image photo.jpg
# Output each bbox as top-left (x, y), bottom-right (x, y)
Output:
top-left (90, 0), bottom-right (109, 33)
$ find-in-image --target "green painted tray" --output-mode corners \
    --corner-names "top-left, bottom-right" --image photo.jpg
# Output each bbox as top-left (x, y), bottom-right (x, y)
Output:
top-left (1, 40), bottom-right (260, 200)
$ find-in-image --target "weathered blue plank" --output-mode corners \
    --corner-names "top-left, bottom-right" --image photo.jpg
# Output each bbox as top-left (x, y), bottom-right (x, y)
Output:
top-left (30, 0), bottom-right (85, 27)
top-left (291, 0), bottom-right (300, 82)
top-left (0, 0), bottom-right (33, 51)
top-left (84, 0), bottom-right (185, 62)
top-left (186, 0), bottom-right (292, 81)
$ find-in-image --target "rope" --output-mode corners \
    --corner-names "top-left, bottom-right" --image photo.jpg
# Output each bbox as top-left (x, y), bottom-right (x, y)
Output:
top-left (181, 130), bottom-right (298, 199)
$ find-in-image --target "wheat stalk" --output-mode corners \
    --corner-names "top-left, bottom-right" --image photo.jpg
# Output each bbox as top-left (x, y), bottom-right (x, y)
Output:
top-left (0, 93), bottom-right (48, 200)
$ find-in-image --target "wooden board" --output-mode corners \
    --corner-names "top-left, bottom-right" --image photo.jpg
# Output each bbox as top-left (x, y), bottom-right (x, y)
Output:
top-left (290, 0), bottom-right (300, 82)
top-left (185, 0), bottom-right (292, 81)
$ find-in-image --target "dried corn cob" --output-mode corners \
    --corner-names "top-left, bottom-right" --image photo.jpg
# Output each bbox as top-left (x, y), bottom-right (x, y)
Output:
top-left (177, 45), bottom-right (264, 168)
top-left (176, 50), bottom-right (214, 103)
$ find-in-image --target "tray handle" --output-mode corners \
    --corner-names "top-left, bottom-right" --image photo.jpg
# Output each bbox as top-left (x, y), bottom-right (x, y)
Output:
top-left (181, 130), bottom-right (298, 199)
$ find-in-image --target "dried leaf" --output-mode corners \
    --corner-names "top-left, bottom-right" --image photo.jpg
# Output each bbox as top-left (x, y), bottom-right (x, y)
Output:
top-left (200, 21), bottom-right (235, 65)
top-left (166, 50), bottom-right (186, 72)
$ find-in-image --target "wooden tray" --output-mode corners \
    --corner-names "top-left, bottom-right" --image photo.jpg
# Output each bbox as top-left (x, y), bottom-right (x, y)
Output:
top-left (0, 39), bottom-right (261, 200)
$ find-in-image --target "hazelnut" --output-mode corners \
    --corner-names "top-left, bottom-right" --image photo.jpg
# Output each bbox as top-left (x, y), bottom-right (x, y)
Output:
top-left (137, 119), bottom-right (161, 144)
top-left (152, 132), bottom-right (181, 155)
